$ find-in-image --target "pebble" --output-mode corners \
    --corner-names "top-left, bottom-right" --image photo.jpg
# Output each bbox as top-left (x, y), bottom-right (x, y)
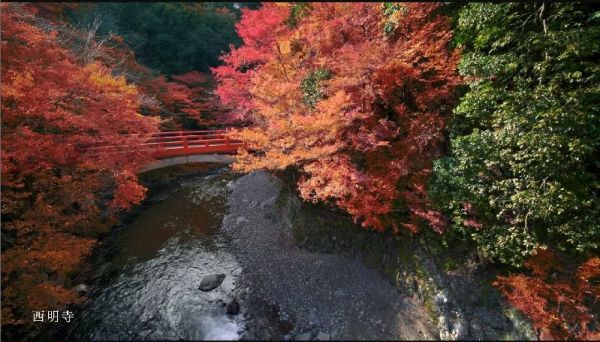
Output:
top-left (73, 283), bottom-right (88, 293)
top-left (295, 332), bottom-right (312, 341)
top-left (316, 332), bottom-right (331, 340)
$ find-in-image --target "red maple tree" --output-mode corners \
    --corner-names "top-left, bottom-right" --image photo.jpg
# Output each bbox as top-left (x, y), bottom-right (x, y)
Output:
top-left (142, 71), bottom-right (224, 130)
top-left (495, 249), bottom-right (600, 340)
top-left (1, 4), bottom-right (159, 331)
top-left (213, 3), bottom-right (460, 232)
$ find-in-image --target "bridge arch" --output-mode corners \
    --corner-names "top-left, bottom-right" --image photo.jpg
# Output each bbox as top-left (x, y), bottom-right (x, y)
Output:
top-left (139, 154), bottom-right (235, 173)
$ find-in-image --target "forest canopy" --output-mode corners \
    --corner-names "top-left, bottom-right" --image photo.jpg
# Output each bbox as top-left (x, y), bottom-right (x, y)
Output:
top-left (66, 2), bottom-right (253, 75)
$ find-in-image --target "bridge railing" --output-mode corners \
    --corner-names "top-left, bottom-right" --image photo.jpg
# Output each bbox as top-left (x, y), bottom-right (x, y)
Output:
top-left (84, 130), bottom-right (244, 159)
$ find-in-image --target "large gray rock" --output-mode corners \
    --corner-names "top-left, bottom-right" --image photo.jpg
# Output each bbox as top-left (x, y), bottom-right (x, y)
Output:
top-left (146, 192), bottom-right (169, 204)
top-left (198, 274), bottom-right (226, 291)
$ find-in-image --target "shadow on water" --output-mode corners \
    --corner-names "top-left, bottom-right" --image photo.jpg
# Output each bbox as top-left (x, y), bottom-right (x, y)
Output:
top-left (72, 170), bottom-right (244, 340)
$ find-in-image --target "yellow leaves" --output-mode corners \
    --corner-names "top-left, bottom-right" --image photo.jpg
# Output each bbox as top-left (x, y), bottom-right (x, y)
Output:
top-left (84, 63), bottom-right (137, 96)
top-left (278, 39), bottom-right (292, 55)
top-left (2, 70), bottom-right (34, 99)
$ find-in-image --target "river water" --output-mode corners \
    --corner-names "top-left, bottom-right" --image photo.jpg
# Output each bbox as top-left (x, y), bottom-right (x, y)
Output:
top-left (72, 171), bottom-right (245, 340)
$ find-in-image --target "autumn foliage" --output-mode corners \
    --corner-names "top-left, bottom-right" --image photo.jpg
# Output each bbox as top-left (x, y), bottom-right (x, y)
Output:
top-left (27, 3), bottom-right (225, 132)
top-left (213, 3), bottom-right (460, 232)
top-left (2, 2), bottom-right (598, 340)
top-left (495, 250), bottom-right (600, 340)
top-left (1, 4), bottom-right (158, 332)
top-left (90, 35), bottom-right (225, 130)
top-left (141, 71), bottom-right (227, 130)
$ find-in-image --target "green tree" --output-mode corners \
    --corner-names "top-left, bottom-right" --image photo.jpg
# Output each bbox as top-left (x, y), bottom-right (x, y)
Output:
top-left (69, 3), bottom-right (243, 75)
top-left (430, 3), bottom-right (600, 266)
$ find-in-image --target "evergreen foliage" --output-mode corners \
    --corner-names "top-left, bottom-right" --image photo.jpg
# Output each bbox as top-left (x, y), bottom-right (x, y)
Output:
top-left (70, 3), bottom-right (243, 75)
top-left (430, 2), bottom-right (600, 266)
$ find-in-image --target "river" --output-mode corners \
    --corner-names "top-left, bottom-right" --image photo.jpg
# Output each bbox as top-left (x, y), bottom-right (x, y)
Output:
top-left (72, 170), bottom-right (245, 340)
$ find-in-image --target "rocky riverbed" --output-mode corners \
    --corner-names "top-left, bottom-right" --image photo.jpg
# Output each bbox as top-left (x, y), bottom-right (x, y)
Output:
top-left (223, 171), bottom-right (436, 340)
top-left (224, 171), bottom-right (536, 341)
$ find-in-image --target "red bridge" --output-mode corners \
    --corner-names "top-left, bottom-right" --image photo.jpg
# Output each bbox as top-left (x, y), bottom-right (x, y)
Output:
top-left (86, 129), bottom-right (243, 160)
top-left (142, 130), bottom-right (243, 159)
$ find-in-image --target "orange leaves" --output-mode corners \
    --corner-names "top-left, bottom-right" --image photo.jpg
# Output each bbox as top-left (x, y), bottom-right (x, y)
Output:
top-left (110, 169), bottom-right (147, 209)
top-left (1, 5), bottom-right (158, 331)
top-left (171, 71), bottom-right (211, 87)
top-left (214, 2), bottom-right (460, 233)
top-left (577, 258), bottom-right (600, 284)
top-left (141, 72), bottom-right (222, 128)
top-left (494, 249), bottom-right (600, 340)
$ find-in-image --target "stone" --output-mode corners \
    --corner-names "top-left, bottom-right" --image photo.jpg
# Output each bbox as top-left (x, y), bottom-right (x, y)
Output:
top-left (469, 319), bottom-right (485, 340)
top-left (295, 332), bottom-right (312, 341)
top-left (316, 332), bottom-right (331, 340)
top-left (146, 193), bottom-right (169, 204)
top-left (307, 311), bottom-right (319, 326)
top-left (333, 289), bottom-right (345, 297)
top-left (226, 298), bottom-right (240, 315)
top-left (198, 274), bottom-right (226, 291)
top-left (73, 284), bottom-right (88, 293)
top-left (438, 310), bottom-right (468, 340)
top-left (236, 216), bottom-right (248, 225)
top-left (435, 291), bottom-right (449, 306)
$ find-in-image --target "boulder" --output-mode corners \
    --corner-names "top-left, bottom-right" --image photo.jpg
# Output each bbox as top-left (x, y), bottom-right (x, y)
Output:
top-left (199, 274), bottom-right (226, 291)
top-left (146, 193), bottom-right (169, 204)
